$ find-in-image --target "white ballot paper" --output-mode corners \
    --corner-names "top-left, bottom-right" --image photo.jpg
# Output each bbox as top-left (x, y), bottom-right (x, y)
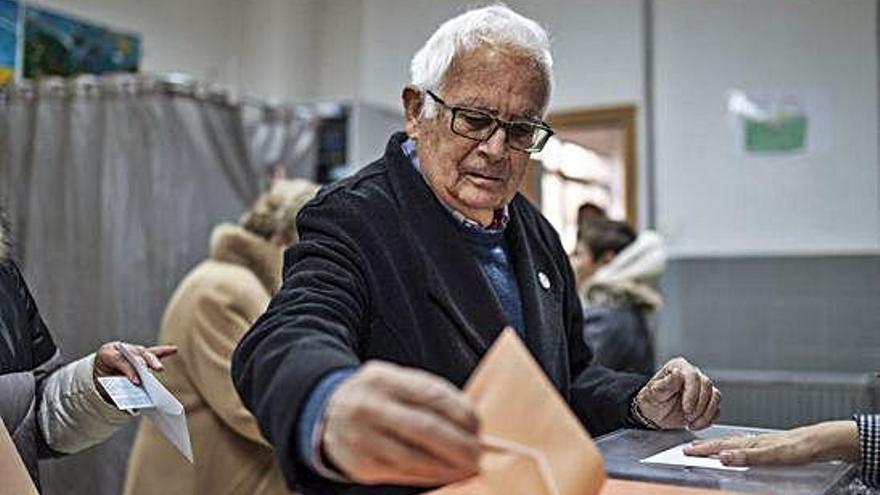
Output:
top-left (100, 345), bottom-right (193, 462)
top-left (97, 376), bottom-right (154, 410)
top-left (640, 444), bottom-right (749, 472)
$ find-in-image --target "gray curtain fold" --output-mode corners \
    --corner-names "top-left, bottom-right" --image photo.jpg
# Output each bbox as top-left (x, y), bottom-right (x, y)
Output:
top-left (245, 104), bottom-right (320, 181)
top-left (0, 73), bottom-right (312, 495)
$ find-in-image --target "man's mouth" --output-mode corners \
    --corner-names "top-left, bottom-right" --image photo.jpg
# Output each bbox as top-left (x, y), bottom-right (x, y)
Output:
top-left (466, 171), bottom-right (504, 182)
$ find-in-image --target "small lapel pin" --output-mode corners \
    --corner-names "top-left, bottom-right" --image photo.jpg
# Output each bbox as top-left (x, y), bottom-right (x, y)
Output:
top-left (538, 271), bottom-right (551, 290)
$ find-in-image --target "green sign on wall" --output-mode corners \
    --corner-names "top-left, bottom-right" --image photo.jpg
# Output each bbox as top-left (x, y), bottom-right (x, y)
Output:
top-left (745, 114), bottom-right (807, 153)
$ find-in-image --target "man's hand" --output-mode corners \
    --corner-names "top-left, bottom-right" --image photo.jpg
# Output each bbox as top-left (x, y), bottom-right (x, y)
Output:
top-left (683, 421), bottom-right (860, 466)
top-left (322, 361), bottom-right (481, 486)
top-left (93, 342), bottom-right (177, 399)
top-left (633, 357), bottom-right (720, 430)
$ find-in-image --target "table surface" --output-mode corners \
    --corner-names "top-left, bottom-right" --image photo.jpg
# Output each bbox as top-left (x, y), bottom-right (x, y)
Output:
top-left (595, 425), bottom-right (857, 495)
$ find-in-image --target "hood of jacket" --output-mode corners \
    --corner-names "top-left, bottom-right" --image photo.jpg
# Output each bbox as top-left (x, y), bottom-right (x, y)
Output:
top-left (584, 230), bottom-right (666, 310)
top-left (209, 224), bottom-right (283, 294)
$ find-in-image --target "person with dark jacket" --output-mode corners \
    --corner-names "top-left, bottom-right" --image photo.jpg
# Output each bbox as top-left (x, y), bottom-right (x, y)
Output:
top-left (232, 6), bottom-right (721, 495)
top-left (0, 210), bottom-right (174, 488)
top-left (572, 218), bottom-right (666, 375)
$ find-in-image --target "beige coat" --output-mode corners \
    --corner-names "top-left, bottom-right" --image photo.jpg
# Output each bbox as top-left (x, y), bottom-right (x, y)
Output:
top-left (124, 224), bottom-right (293, 495)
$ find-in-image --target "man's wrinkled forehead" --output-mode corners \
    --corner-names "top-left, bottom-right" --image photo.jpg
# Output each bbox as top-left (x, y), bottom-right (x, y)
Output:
top-left (441, 46), bottom-right (550, 118)
top-left (453, 95), bottom-right (545, 122)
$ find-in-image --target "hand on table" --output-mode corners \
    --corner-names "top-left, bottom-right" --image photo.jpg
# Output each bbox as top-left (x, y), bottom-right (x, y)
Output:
top-left (683, 421), bottom-right (860, 466)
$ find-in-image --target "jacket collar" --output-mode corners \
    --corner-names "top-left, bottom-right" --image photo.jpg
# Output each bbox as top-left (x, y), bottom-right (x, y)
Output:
top-left (384, 133), bottom-right (508, 354)
top-left (209, 224), bottom-right (283, 293)
top-left (504, 207), bottom-right (565, 383)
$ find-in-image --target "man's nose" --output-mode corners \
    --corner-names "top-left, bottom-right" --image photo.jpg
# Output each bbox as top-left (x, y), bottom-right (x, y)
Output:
top-left (479, 125), bottom-right (509, 159)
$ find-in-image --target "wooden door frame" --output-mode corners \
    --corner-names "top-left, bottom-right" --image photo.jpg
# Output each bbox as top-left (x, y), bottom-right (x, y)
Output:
top-left (543, 104), bottom-right (638, 227)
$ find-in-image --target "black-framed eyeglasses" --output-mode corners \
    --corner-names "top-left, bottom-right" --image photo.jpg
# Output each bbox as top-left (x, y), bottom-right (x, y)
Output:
top-left (426, 90), bottom-right (554, 153)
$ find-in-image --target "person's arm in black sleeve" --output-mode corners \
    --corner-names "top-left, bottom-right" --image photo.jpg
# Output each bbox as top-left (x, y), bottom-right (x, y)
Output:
top-left (562, 263), bottom-right (648, 436)
top-left (231, 193), bottom-right (370, 493)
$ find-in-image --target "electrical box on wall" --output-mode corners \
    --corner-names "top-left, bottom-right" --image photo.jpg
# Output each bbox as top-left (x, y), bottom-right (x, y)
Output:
top-left (314, 102), bottom-right (403, 184)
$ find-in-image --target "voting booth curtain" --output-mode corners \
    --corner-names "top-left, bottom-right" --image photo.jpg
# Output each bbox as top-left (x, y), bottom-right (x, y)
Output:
top-left (0, 74), bottom-right (317, 495)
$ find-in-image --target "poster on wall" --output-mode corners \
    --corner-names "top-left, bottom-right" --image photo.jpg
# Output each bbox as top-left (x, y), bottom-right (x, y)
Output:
top-left (23, 4), bottom-right (140, 79)
top-left (0, 0), bottom-right (17, 86)
top-left (727, 89), bottom-right (831, 156)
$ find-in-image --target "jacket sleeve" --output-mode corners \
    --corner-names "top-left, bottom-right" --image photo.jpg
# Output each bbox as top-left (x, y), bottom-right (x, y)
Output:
top-left (38, 353), bottom-right (130, 454)
top-left (1, 259), bottom-right (58, 370)
top-left (2, 260), bottom-right (130, 455)
top-left (855, 414), bottom-right (880, 487)
top-left (184, 279), bottom-right (271, 446)
top-left (231, 192), bottom-right (372, 492)
top-left (560, 246), bottom-right (648, 436)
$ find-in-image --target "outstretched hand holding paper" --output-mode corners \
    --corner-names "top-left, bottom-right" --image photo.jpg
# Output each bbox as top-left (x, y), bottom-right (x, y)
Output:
top-left (98, 344), bottom-right (193, 462)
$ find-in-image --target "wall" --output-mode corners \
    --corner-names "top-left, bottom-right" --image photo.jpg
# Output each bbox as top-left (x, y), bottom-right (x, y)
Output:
top-left (653, 0), bottom-right (880, 256)
top-left (238, 0), bottom-right (317, 102)
top-left (28, 0), bottom-right (245, 87)
top-left (647, 1), bottom-right (880, 395)
top-left (26, 0), bottom-right (322, 102)
top-left (313, 0), bottom-right (362, 102)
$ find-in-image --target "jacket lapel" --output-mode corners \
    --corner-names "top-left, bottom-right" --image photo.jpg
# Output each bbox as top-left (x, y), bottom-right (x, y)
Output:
top-left (505, 198), bottom-right (566, 387)
top-left (384, 134), bottom-right (508, 357)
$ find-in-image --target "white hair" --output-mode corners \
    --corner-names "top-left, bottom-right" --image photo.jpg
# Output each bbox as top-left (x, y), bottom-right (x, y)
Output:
top-left (410, 3), bottom-right (554, 118)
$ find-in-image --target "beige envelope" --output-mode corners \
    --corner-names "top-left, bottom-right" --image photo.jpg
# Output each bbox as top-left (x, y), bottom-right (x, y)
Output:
top-left (430, 478), bottom-right (753, 495)
top-left (425, 330), bottom-right (750, 495)
top-left (0, 418), bottom-right (40, 495)
top-left (428, 327), bottom-right (606, 495)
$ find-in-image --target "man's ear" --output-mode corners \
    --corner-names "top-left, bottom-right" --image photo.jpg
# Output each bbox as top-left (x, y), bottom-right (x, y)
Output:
top-left (402, 85), bottom-right (423, 139)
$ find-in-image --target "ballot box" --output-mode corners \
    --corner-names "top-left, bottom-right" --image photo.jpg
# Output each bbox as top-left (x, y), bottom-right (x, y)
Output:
top-left (595, 425), bottom-right (856, 495)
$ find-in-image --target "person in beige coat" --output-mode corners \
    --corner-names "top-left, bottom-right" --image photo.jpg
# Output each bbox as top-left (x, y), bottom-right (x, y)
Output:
top-left (123, 179), bottom-right (318, 495)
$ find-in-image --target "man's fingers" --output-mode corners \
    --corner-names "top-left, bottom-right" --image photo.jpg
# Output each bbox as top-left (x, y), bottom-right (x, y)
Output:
top-left (375, 399), bottom-right (481, 472)
top-left (359, 432), bottom-right (477, 486)
top-left (679, 367), bottom-right (702, 417)
top-left (369, 363), bottom-right (479, 434)
top-left (687, 376), bottom-right (713, 425)
top-left (323, 362), bottom-right (482, 486)
top-left (647, 368), bottom-right (683, 402)
top-left (689, 388), bottom-right (721, 430)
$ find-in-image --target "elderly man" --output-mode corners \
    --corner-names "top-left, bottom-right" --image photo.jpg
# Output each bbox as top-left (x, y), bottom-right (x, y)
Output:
top-left (232, 5), bottom-right (721, 495)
